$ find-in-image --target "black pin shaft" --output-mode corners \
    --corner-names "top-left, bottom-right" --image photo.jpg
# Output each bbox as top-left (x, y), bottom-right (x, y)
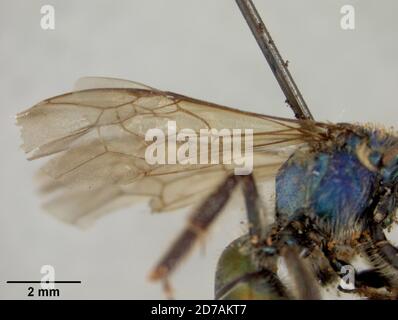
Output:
top-left (235, 0), bottom-right (313, 120)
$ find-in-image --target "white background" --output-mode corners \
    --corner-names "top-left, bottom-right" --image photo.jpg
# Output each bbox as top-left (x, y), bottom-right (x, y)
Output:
top-left (0, 0), bottom-right (397, 299)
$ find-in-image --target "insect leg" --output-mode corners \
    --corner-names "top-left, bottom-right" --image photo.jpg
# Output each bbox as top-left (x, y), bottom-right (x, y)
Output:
top-left (365, 224), bottom-right (398, 294)
top-left (321, 238), bottom-right (396, 299)
top-left (270, 214), bottom-right (325, 299)
top-left (216, 217), bottom-right (323, 299)
top-left (260, 226), bottom-right (322, 300)
top-left (284, 214), bottom-right (392, 296)
top-left (149, 174), bottom-right (240, 282)
top-left (273, 232), bottom-right (395, 300)
top-left (240, 174), bottom-right (267, 241)
top-left (215, 174), bottom-right (291, 299)
top-left (280, 241), bottom-right (322, 299)
top-left (242, 177), bottom-right (320, 298)
top-left (355, 269), bottom-right (391, 289)
top-left (350, 269), bottom-right (398, 299)
top-left (369, 224), bottom-right (398, 268)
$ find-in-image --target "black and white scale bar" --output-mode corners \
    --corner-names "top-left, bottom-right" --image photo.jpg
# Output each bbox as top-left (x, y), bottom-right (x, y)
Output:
top-left (6, 281), bottom-right (81, 284)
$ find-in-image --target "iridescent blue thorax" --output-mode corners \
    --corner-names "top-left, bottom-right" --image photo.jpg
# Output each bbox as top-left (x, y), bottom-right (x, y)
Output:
top-left (276, 126), bottom-right (398, 235)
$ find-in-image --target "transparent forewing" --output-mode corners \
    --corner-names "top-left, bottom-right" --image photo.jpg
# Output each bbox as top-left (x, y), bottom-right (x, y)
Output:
top-left (17, 78), bottom-right (328, 225)
top-left (35, 153), bottom-right (287, 227)
top-left (74, 76), bottom-right (157, 91)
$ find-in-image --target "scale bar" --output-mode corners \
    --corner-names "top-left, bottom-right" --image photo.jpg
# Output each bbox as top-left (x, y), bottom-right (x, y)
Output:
top-left (7, 281), bottom-right (81, 284)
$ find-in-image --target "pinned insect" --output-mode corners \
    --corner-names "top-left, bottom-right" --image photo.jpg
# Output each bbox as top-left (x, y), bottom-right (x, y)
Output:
top-left (16, 1), bottom-right (398, 299)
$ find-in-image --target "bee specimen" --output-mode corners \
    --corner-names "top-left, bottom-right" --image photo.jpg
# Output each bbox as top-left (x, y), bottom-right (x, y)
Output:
top-left (16, 1), bottom-right (398, 299)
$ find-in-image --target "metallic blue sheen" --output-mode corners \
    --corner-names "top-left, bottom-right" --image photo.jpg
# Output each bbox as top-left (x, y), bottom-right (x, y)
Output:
top-left (276, 133), bottom-right (379, 231)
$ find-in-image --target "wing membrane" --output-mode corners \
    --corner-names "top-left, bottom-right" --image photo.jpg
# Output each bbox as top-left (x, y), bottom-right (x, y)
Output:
top-left (17, 78), bottom-right (329, 226)
top-left (74, 76), bottom-right (158, 91)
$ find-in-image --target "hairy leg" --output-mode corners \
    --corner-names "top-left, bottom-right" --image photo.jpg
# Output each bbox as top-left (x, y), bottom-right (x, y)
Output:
top-left (357, 224), bottom-right (398, 299)
top-left (369, 224), bottom-right (398, 269)
top-left (216, 209), bottom-right (324, 300)
top-left (240, 174), bottom-right (267, 241)
top-left (149, 173), bottom-right (268, 284)
top-left (318, 224), bottom-right (398, 299)
top-left (149, 174), bottom-right (240, 281)
top-left (216, 174), bottom-right (290, 299)
top-left (215, 229), bottom-right (322, 299)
